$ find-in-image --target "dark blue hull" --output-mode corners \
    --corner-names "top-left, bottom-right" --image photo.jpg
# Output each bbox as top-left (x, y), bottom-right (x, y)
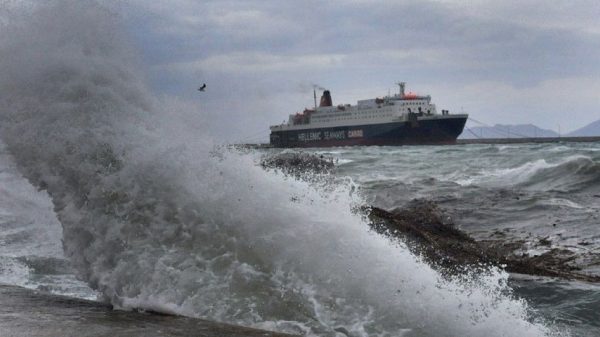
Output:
top-left (270, 116), bottom-right (467, 148)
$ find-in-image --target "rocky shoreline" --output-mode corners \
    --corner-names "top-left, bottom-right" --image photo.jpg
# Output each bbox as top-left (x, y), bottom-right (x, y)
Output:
top-left (368, 200), bottom-right (600, 283)
top-left (263, 151), bottom-right (600, 283)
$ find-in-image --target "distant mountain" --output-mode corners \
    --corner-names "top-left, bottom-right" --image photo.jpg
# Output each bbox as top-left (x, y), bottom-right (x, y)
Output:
top-left (567, 119), bottom-right (600, 137)
top-left (460, 124), bottom-right (559, 139)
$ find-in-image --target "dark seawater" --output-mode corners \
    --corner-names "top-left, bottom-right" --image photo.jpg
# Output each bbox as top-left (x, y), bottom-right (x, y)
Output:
top-left (311, 143), bottom-right (600, 336)
top-left (0, 1), bottom-right (598, 337)
top-left (325, 144), bottom-right (600, 268)
top-left (323, 144), bottom-right (598, 238)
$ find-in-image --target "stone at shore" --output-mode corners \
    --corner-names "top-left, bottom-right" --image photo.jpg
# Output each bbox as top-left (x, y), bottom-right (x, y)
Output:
top-left (260, 152), bottom-right (334, 177)
top-left (0, 284), bottom-right (298, 337)
top-left (367, 200), bottom-right (600, 283)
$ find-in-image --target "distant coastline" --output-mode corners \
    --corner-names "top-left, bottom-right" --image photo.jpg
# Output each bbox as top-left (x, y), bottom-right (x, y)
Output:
top-left (457, 136), bottom-right (600, 145)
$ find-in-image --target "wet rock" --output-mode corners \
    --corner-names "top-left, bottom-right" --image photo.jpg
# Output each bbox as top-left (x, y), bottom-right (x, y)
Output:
top-left (261, 152), bottom-right (334, 177)
top-left (367, 199), bottom-right (600, 283)
top-left (368, 199), bottom-right (491, 272)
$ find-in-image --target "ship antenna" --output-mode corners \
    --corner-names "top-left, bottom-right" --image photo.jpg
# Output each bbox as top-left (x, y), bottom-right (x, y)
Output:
top-left (313, 86), bottom-right (317, 110)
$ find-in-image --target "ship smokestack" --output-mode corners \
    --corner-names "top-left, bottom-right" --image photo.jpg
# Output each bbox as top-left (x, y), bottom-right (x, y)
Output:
top-left (319, 90), bottom-right (332, 107)
top-left (397, 82), bottom-right (406, 98)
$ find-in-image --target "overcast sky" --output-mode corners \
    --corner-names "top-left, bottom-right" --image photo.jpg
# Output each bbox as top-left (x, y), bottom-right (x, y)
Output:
top-left (122, 0), bottom-right (600, 142)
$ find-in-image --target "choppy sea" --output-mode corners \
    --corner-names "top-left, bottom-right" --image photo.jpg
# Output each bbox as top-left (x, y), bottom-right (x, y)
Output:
top-left (1, 1), bottom-right (599, 336)
top-left (316, 143), bottom-right (600, 336)
top-left (2, 140), bottom-right (600, 336)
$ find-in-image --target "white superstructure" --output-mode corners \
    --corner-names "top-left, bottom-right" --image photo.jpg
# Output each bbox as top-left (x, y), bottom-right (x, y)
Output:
top-left (270, 82), bottom-right (454, 132)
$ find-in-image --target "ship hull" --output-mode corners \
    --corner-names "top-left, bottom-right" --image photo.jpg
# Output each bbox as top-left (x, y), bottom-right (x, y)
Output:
top-left (270, 116), bottom-right (467, 148)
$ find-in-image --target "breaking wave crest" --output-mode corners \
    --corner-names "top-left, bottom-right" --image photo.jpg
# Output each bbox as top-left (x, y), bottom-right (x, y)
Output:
top-left (519, 156), bottom-right (600, 192)
top-left (464, 155), bottom-right (600, 192)
top-left (0, 1), bottom-right (561, 336)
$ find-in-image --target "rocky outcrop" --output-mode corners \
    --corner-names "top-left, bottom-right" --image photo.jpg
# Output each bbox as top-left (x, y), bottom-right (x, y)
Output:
top-left (260, 152), bottom-right (334, 177)
top-left (367, 200), bottom-right (600, 283)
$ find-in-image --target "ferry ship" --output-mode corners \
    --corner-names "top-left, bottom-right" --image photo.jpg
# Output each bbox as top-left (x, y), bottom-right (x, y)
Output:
top-left (269, 82), bottom-right (467, 147)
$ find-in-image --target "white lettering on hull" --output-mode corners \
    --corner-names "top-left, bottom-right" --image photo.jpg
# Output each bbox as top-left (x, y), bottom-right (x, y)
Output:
top-left (348, 129), bottom-right (364, 138)
top-left (298, 132), bottom-right (323, 141)
top-left (324, 130), bottom-right (345, 140)
top-left (297, 129), bottom-right (364, 142)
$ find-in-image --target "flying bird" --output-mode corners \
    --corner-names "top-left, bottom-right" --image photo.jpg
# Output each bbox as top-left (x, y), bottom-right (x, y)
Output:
top-left (198, 83), bottom-right (206, 92)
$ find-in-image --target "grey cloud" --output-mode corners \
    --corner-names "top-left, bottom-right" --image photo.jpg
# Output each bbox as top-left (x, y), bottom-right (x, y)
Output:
top-left (123, 0), bottom-right (600, 141)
